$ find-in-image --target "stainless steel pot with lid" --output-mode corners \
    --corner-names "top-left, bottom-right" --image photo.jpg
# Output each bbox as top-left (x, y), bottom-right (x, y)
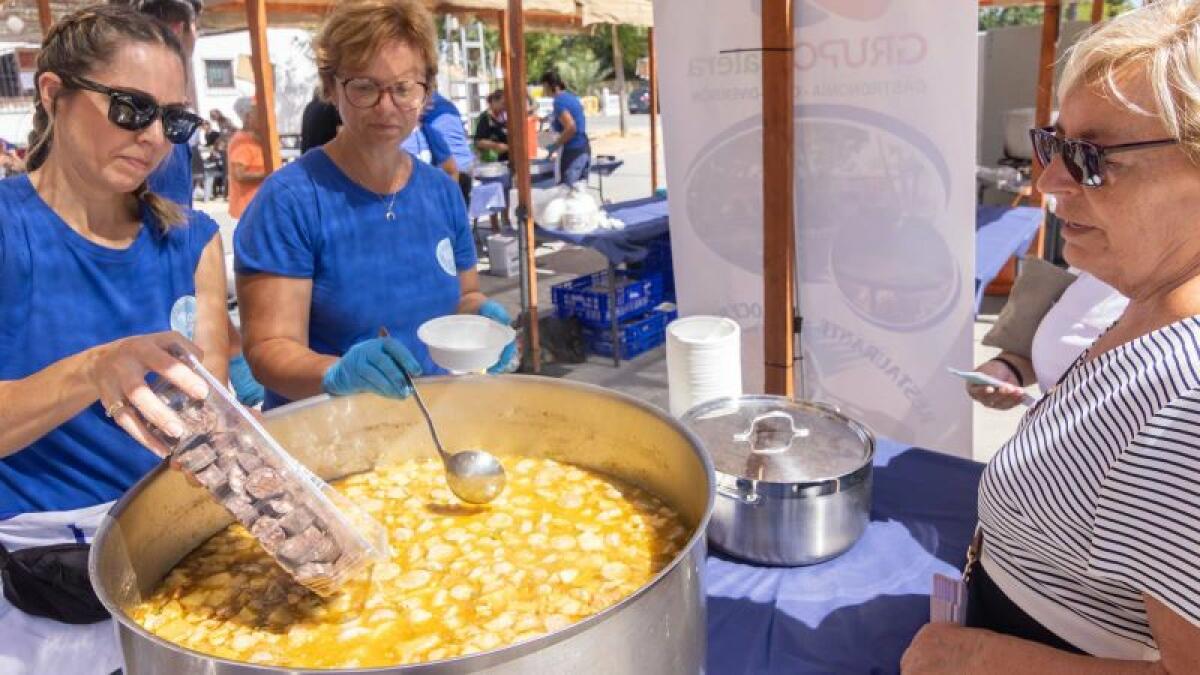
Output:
top-left (681, 395), bottom-right (875, 566)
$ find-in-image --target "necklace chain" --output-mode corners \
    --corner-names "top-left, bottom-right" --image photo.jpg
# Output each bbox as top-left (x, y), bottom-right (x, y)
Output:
top-left (326, 141), bottom-right (403, 221)
top-left (376, 187), bottom-right (399, 221)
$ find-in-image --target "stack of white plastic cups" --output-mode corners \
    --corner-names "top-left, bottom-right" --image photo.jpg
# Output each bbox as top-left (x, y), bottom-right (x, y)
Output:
top-left (666, 316), bottom-right (743, 417)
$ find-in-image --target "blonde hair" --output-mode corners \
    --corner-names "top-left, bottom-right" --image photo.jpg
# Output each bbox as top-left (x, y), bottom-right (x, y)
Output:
top-left (31, 4), bottom-right (186, 230)
top-left (313, 0), bottom-right (438, 101)
top-left (1059, 0), bottom-right (1200, 163)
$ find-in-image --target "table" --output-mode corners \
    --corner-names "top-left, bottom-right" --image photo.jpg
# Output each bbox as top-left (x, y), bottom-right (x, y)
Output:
top-left (475, 159), bottom-right (559, 195)
top-left (706, 439), bottom-right (984, 674)
top-left (536, 196), bottom-right (670, 366)
top-left (467, 181), bottom-right (507, 222)
top-left (975, 205), bottom-right (1044, 314)
top-left (588, 155), bottom-right (624, 202)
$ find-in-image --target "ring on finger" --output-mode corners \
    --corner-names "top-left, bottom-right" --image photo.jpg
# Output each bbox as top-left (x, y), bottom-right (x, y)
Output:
top-left (105, 399), bottom-right (128, 418)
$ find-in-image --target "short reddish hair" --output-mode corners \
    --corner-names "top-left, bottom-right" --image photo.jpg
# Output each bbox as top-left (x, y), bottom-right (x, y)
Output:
top-left (313, 0), bottom-right (438, 99)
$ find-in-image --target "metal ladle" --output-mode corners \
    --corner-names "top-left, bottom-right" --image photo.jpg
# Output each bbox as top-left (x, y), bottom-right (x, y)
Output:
top-left (392, 350), bottom-right (507, 504)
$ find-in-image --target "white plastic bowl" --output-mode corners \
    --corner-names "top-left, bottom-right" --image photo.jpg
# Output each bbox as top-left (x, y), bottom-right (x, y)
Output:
top-left (418, 314), bottom-right (515, 373)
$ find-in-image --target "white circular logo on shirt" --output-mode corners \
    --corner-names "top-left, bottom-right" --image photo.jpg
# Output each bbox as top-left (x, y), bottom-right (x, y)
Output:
top-left (436, 238), bottom-right (456, 277)
top-left (170, 295), bottom-right (197, 340)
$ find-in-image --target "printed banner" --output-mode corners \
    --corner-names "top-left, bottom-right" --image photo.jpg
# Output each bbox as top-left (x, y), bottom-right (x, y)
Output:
top-left (654, 0), bottom-right (977, 455)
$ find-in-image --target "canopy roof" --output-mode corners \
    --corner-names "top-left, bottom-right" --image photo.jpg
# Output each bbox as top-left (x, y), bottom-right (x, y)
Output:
top-left (2, 0), bottom-right (1062, 46)
top-left (200, 0), bottom-right (585, 32)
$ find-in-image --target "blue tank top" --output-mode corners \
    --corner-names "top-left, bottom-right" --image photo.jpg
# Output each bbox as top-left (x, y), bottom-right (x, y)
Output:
top-left (0, 175), bottom-right (218, 517)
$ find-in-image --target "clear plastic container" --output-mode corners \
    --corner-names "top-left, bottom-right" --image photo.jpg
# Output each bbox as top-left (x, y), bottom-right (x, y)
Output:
top-left (143, 351), bottom-right (390, 596)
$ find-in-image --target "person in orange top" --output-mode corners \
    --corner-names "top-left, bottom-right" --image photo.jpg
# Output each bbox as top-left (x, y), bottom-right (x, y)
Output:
top-left (227, 96), bottom-right (267, 218)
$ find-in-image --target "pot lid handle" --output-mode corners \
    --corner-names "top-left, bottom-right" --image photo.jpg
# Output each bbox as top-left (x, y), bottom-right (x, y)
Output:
top-left (733, 410), bottom-right (809, 454)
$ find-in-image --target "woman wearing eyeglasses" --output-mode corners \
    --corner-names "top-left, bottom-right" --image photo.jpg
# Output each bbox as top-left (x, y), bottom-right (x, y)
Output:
top-left (903, 2), bottom-right (1200, 672)
top-left (0, 6), bottom-right (225, 673)
top-left (234, 0), bottom-right (515, 411)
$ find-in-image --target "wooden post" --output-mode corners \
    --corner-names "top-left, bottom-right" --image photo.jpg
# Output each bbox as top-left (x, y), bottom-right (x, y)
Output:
top-left (611, 24), bottom-right (627, 137)
top-left (649, 27), bottom-right (659, 193)
top-left (498, 10), bottom-right (509, 91)
top-left (1031, 0), bottom-right (1061, 197)
top-left (1027, 0), bottom-right (1061, 259)
top-left (762, 0), bottom-right (795, 396)
top-left (246, 0), bottom-right (282, 172)
top-left (37, 0), bottom-right (53, 37)
top-left (1090, 0), bottom-right (1105, 23)
top-left (506, 0), bottom-right (541, 372)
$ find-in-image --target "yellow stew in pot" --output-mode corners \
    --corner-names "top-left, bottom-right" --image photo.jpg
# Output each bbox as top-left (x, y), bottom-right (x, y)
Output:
top-left (130, 457), bottom-right (689, 668)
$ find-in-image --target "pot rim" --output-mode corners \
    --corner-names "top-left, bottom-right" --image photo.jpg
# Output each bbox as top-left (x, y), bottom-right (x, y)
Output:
top-left (715, 461), bottom-right (872, 501)
top-left (88, 374), bottom-right (716, 673)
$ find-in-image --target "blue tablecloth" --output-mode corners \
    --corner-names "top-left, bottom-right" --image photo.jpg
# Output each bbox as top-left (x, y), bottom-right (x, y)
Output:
top-left (975, 205), bottom-right (1044, 313)
top-left (475, 159), bottom-right (558, 193)
top-left (706, 439), bottom-right (985, 674)
top-left (467, 181), bottom-right (507, 221)
top-left (535, 196), bottom-right (670, 265)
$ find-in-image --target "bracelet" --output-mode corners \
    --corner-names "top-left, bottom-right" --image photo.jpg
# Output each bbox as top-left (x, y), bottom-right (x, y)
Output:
top-left (991, 356), bottom-right (1026, 387)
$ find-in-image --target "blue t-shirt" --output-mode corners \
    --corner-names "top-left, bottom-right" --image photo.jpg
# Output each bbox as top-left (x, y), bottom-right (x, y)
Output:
top-left (234, 149), bottom-right (477, 410)
top-left (147, 142), bottom-right (194, 207)
top-left (401, 123), bottom-right (453, 168)
top-left (0, 175), bottom-right (218, 516)
top-left (552, 92), bottom-right (589, 151)
top-left (425, 94), bottom-right (474, 173)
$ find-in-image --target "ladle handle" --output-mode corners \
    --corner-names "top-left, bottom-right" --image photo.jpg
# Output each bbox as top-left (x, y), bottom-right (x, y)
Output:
top-left (379, 327), bottom-right (449, 462)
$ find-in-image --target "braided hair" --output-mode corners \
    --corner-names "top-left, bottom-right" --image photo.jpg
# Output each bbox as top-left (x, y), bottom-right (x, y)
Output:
top-left (29, 4), bottom-right (187, 230)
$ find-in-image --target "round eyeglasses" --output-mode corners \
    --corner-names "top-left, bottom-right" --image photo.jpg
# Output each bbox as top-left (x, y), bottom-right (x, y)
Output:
top-left (339, 77), bottom-right (428, 111)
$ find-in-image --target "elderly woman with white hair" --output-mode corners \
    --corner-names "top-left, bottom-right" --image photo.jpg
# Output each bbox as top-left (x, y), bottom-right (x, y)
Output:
top-left (903, 2), bottom-right (1200, 672)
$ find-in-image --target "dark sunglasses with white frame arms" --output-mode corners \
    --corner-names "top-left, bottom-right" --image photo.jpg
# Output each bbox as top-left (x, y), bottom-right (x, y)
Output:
top-left (1029, 125), bottom-right (1178, 188)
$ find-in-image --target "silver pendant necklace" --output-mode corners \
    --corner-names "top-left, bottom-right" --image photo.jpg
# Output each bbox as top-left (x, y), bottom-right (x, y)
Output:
top-left (377, 188), bottom-right (399, 221)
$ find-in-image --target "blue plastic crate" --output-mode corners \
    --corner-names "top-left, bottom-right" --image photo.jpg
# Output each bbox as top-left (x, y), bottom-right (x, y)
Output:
top-left (582, 304), bottom-right (679, 359)
top-left (641, 234), bottom-right (673, 272)
top-left (552, 270), bottom-right (663, 327)
top-left (628, 235), bottom-right (675, 302)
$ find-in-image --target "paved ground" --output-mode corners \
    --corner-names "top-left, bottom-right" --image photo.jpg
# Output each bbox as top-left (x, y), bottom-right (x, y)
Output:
top-left (201, 111), bottom-right (1026, 463)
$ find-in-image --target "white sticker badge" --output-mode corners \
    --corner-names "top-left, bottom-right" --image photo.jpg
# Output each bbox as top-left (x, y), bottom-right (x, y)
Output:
top-left (170, 295), bottom-right (197, 340)
top-left (435, 238), bottom-right (456, 277)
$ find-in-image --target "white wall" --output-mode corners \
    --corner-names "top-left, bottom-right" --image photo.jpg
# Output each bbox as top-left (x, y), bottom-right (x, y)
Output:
top-left (193, 28), bottom-right (316, 135)
top-left (976, 21), bottom-right (1094, 167)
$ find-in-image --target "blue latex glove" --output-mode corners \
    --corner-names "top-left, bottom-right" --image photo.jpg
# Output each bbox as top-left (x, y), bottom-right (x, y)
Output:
top-left (545, 142), bottom-right (560, 155)
top-left (229, 353), bottom-right (265, 407)
top-left (321, 338), bottom-right (423, 398)
top-left (478, 299), bottom-right (517, 374)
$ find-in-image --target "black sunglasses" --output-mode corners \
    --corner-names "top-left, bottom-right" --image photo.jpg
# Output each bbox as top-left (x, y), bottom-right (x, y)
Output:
top-left (62, 75), bottom-right (203, 145)
top-left (1029, 125), bottom-right (1178, 188)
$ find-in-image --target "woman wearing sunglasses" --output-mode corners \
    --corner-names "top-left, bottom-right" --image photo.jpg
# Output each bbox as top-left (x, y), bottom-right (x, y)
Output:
top-left (234, 0), bottom-right (514, 411)
top-left (0, 6), bottom-right (226, 673)
top-left (904, 2), bottom-right (1200, 673)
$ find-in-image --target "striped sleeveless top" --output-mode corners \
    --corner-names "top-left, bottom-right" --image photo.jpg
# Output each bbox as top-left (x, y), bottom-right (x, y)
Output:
top-left (978, 316), bottom-right (1200, 659)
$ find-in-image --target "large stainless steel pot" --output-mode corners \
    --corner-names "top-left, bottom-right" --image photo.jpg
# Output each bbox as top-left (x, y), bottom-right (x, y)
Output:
top-left (682, 396), bottom-right (874, 566)
top-left (89, 375), bottom-right (714, 674)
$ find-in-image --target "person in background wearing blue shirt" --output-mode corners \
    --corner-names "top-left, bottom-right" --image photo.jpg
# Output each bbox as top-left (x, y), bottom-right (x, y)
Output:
top-left (235, 0), bottom-right (516, 412)
top-left (0, 8), bottom-right (227, 672)
top-left (401, 115), bottom-right (458, 180)
top-left (540, 69), bottom-right (590, 186)
top-left (425, 90), bottom-right (475, 201)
